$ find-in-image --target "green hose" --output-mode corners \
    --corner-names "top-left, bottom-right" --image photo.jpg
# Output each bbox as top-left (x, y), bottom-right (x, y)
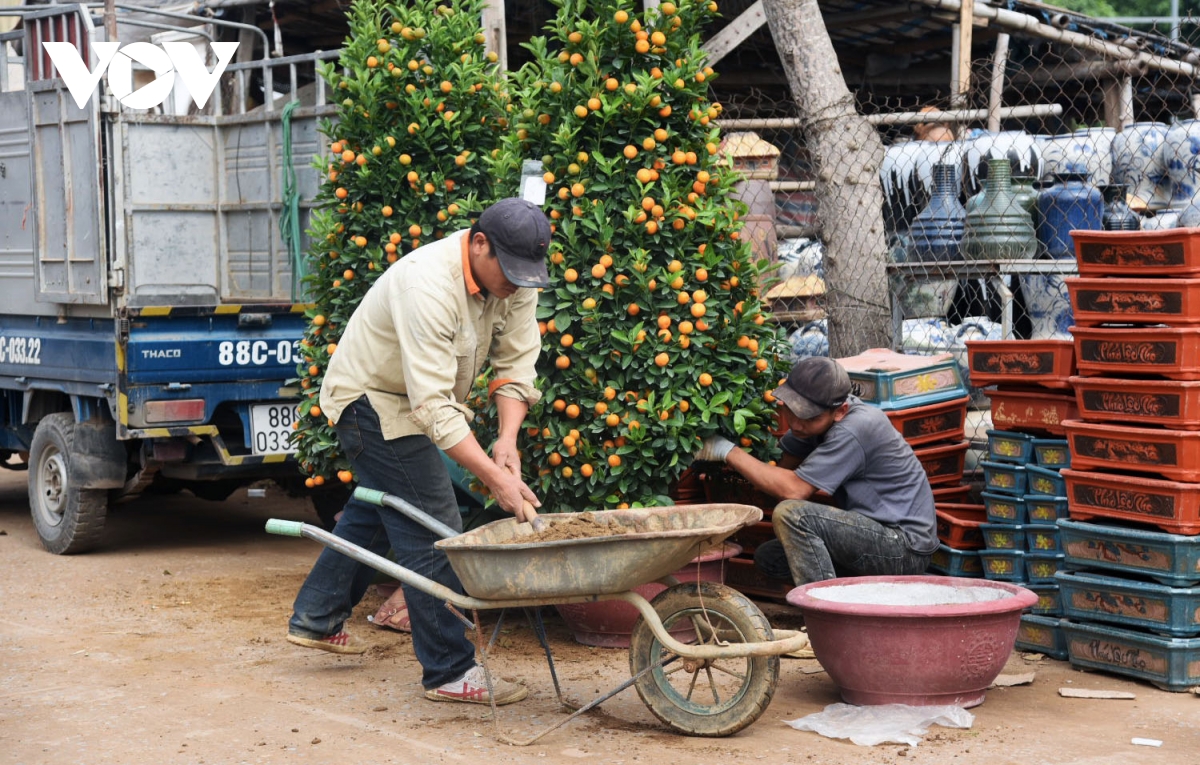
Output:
top-left (278, 99), bottom-right (305, 302)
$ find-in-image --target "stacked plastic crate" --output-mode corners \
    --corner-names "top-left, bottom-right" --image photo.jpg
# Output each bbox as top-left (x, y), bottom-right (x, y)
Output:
top-left (952, 339), bottom-right (1076, 648)
top-left (1036, 228), bottom-right (1200, 692)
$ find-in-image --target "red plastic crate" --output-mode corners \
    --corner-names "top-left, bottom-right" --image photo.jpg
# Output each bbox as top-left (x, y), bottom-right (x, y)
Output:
top-left (1067, 277), bottom-right (1200, 327)
top-left (914, 439), bottom-right (970, 486)
top-left (989, 387), bottom-right (1079, 436)
top-left (935, 503), bottom-right (987, 550)
top-left (1064, 468), bottom-right (1200, 535)
top-left (1064, 419), bottom-right (1200, 482)
top-left (1071, 227), bottom-right (1200, 277)
top-left (1070, 376), bottom-right (1200, 431)
top-left (1073, 326), bottom-right (1200, 381)
top-left (966, 339), bottom-right (1075, 390)
top-left (886, 395), bottom-right (970, 447)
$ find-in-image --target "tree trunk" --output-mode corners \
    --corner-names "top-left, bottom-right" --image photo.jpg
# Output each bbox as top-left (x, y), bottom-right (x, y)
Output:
top-left (760, 0), bottom-right (892, 356)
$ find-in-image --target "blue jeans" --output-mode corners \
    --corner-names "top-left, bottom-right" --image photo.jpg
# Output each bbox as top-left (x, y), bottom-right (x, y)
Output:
top-left (289, 396), bottom-right (476, 689)
top-left (755, 500), bottom-right (930, 585)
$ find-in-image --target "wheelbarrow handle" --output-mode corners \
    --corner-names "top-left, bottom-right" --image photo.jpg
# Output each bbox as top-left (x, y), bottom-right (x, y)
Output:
top-left (353, 486), bottom-right (459, 539)
top-left (265, 518), bottom-right (305, 537)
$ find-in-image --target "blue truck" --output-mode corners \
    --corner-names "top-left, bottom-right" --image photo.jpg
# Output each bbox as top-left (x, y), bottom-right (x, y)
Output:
top-left (0, 7), bottom-right (342, 552)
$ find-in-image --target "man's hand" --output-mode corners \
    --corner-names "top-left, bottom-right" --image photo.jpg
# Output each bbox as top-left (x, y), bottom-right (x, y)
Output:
top-left (694, 436), bottom-right (735, 463)
top-left (486, 470), bottom-right (542, 517)
top-left (491, 438), bottom-right (522, 477)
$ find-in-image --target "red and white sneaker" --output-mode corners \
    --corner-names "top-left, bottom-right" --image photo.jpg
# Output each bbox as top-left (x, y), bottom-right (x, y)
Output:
top-left (286, 629), bottom-right (367, 655)
top-left (424, 665), bottom-right (527, 705)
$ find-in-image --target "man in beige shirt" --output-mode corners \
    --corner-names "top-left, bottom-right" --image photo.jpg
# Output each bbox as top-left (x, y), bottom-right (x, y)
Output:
top-left (287, 198), bottom-right (550, 707)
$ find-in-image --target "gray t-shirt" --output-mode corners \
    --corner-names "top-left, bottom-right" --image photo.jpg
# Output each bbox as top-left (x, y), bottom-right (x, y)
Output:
top-left (780, 396), bottom-right (938, 555)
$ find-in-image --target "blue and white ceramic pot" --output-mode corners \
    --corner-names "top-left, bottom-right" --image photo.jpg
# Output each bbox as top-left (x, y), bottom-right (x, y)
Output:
top-left (788, 321), bottom-right (829, 361)
top-left (1144, 208), bottom-right (1183, 230)
top-left (1018, 274), bottom-right (1074, 340)
top-left (1040, 128), bottom-right (1114, 186)
top-left (776, 237), bottom-right (825, 280)
top-left (1112, 122), bottom-right (1171, 210)
top-left (880, 140), bottom-right (964, 233)
top-left (1163, 119), bottom-right (1200, 206)
top-left (962, 130), bottom-right (1042, 197)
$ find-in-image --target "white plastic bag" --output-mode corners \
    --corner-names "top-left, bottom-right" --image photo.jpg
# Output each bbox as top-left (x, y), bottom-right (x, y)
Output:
top-left (785, 702), bottom-right (974, 746)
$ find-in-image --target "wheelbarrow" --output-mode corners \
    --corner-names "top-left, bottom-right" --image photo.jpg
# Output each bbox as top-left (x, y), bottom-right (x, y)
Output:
top-left (266, 487), bottom-right (809, 744)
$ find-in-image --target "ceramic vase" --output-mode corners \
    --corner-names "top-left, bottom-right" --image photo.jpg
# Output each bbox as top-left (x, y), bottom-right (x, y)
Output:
top-left (908, 163), bottom-right (966, 262)
top-left (1144, 208), bottom-right (1183, 230)
top-left (1112, 122), bottom-right (1171, 211)
top-left (788, 320), bottom-right (829, 361)
top-left (1101, 184), bottom-right (1141, 231)
top-left (962, 130), bottom-right (1042, 197)
top-left (961, 159), bottom-right (1037, 260)
top-left (1018, 274), bottom-right (1074, 340)
top-left (1163, 119), bottom-right (1200, 206)
top-left (1177, 193), bottom-right (1200, 228)
top-left (1036, 173), bottom-right (1104, 259)
top-left (880, 140), bottom-right (965, 233)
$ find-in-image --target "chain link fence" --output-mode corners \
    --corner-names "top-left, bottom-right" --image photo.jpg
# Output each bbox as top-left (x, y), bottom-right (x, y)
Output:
top-left (714, 14), bottom-right (1200, 452)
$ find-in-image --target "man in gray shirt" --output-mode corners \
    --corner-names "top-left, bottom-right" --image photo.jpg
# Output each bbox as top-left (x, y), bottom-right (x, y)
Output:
top-left (695, 357), bottom-right (936, 585)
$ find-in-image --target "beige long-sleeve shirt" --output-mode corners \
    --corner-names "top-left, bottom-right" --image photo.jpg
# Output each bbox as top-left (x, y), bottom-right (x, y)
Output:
top-left (319, 229), bottom-right (542, 450)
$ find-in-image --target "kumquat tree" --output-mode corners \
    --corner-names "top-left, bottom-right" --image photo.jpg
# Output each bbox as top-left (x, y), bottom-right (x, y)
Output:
top-left (292, 0), bottom-right (508, 490)
top-left (474, 0), bottom-right (786, 511)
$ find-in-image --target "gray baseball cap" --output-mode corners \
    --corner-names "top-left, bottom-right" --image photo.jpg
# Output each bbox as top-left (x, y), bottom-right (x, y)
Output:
top-left (477, 198), bottom-right (552, 288)
top-left (773, 357), bottom-right (852, 419)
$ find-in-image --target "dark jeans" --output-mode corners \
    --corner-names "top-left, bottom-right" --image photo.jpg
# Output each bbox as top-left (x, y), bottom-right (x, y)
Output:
top-left (755, 499), bottom-right (930, 585)
top-left (289, 396), bottom-right (476, 689)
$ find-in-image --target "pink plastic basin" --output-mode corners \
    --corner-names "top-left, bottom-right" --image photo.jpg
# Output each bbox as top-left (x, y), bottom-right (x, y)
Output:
top-left (786, 575), bottom-right (1036, 708)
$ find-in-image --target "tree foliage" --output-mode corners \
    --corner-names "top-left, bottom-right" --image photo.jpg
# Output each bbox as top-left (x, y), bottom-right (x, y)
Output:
top-left (291, 0), bottom-right (508, 485)
top-left (468, 0), bottom-right (786, 511)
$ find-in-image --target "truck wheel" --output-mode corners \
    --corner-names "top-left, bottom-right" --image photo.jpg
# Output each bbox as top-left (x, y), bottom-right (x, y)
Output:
top-left (29, 413), bottom-right (108, 554)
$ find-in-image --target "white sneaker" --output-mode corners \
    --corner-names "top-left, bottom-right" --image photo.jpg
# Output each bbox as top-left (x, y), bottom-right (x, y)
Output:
top-left (424, 664), bottom-right (527, 705)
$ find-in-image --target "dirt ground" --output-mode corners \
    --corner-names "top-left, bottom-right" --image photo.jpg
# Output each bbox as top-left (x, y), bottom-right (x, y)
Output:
top-left (2, 468), bottom-right (1198, 765)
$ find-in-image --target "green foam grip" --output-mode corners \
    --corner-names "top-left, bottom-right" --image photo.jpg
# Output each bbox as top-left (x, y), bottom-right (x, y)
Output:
top-left (354, 487), bottom-right (387, 506)
top-left (265, 519), bottom-right (305, 537)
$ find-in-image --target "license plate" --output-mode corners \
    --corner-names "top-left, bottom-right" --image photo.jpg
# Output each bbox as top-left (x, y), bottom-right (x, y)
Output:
top-left (249, 403), bottom-right (299, 455)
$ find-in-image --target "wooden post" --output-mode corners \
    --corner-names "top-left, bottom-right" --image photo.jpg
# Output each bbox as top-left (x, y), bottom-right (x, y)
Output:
top-left (987, 33), bottom-right (1010, 132)
top-left (953, 1), bottom-right (973, 107)
top-left (104, 0), bottom-right (117, 42)
top-left (482, 0), bottom-right (507, 71)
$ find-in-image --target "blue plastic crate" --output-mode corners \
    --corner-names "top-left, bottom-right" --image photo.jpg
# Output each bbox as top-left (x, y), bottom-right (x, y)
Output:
top-left (980, 522), bottom-right (1027, 551)
top-left (1027, 584), bottom-right (1062, 616)
top-left (1056, 570), bottom-right (1200, 637)
top-left (980, 549), bottom-right (1027, 582)
top-left (1025, 524), bottom-right (1063, 553)
top-left (928, 543), bottom-right (984, 577)
top-left (981, 461), bottom-right (1027, 496)
top-left (1062, 619), bottom-right (1200, 691)
top-left (1025, 552), bottom-right (1065, 584)
top-left (1057, 518), bottom-right (1200, 587)
top-left (1016, 614), bottom-right (1068, 660)
top-left (1025, 464), bottom-right (1067, 497)
top-left (1032, 439), bottom-right (1071, 469)
top-left (987, 429), bottom-right (1036, 464)
top-left (1024, 495), bottom-right (1070, 524)
top-left (982, 492), bottom-right (1027, 524)
top-left (842, 351), bottom-right (969, 411)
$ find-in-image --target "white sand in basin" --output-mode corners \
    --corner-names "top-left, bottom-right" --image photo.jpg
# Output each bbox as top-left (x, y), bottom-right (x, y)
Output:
top-left (808, 582), bottom-right (1012, 606)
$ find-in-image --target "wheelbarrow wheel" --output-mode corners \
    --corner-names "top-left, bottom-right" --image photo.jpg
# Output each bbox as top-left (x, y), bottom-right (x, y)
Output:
top-left (629, 581), bottom-right (779, 737)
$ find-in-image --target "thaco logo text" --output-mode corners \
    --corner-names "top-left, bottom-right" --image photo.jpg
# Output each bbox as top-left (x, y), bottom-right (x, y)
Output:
top-left (42, 41), bottom-right (239, 110)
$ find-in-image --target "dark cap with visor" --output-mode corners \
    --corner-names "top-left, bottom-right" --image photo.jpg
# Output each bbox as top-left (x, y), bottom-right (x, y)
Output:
top-left (772, 357), bottom-right (852, 420)
top-left (476, 198), bottom-right (552, 288)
